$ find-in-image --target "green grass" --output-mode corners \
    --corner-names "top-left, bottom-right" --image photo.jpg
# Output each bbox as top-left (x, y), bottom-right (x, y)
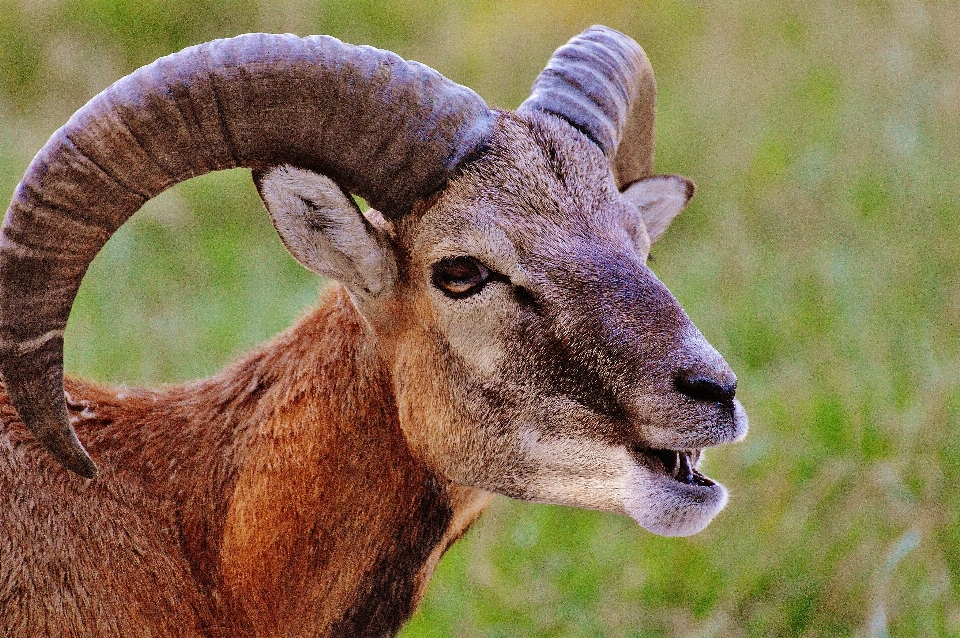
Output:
top-left (2, 1), bottom-right (958, 635)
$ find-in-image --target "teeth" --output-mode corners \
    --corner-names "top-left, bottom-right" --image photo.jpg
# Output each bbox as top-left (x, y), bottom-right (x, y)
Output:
top-left (676, 451), bottom-right (694, 483)
top-left (640, 448), bottom-right (713, 486)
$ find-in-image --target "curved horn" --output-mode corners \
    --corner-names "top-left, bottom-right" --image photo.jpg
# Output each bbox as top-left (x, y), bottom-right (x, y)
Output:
top-left (0, 33), bottom-right (493, 477)
top-left (517, 25), bottom-right (656, 188)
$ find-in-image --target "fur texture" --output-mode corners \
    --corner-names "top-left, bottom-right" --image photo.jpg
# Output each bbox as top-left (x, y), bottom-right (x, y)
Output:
top-left (1, 288), bottom-right (489, 637)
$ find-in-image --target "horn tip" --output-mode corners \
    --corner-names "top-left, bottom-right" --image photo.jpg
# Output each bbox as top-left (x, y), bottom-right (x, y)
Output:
top-left (42, 433), bottom-right (99, 479)
top-left (65, 452), bottom-right (99, 479)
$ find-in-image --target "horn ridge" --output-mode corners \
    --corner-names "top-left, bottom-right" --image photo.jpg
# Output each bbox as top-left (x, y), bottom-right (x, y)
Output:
top-left (518, 25), bottom-right (656, 187)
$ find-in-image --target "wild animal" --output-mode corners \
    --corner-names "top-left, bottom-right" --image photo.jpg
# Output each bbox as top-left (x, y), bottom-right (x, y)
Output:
top-left (0, 26), bottom-right (748, 637)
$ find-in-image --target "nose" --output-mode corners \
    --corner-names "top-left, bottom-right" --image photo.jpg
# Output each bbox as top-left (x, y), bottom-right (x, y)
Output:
top-left (674, 369), bottom-right (737, 404)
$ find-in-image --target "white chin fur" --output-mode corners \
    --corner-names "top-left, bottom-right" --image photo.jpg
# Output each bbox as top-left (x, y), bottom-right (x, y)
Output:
top-left (622, 463), bottom-right (729, 537)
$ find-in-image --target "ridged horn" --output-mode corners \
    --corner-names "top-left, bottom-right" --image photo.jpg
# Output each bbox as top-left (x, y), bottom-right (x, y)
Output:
top-left (518, 25), bottom-right (656, 188)
top-left (0, 33), bottom-right (493, 478)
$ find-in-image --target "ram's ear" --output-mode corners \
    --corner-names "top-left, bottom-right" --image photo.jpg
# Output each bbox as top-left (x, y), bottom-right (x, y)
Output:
top-left (255, 165), bottom-right (397, 302)
top-left (621, 175), bottom-right (696, 244)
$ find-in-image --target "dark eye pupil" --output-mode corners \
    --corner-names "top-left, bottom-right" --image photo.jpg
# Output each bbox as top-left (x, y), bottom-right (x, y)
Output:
top-left (431, 257), bottom-right (490, 298)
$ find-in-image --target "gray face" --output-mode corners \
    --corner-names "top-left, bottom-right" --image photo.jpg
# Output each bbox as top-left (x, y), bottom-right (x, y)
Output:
top-left (387, 113), bottom-right (747, 536)
top-left (260, 111), bottom-right (747, 537)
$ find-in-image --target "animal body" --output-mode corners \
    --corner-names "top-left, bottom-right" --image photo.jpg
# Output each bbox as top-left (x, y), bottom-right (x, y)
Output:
top-left (0, 26), bottom-right (747, 637)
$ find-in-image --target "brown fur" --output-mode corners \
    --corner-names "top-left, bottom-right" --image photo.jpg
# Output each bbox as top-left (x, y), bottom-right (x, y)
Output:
top-left (1, 285), bottom-right (490, 637)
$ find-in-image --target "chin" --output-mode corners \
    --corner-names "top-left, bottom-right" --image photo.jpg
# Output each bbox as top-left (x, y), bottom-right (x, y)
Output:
top-left (622, 462), bottom-right (730, 537)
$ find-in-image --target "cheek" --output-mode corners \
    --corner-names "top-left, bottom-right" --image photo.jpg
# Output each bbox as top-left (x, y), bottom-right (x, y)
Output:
top-left (392, 332), bottom-right (481, 460)
top-left (435, 291), bottom-right (515, 377)
top-left (392, 333), bottom-right (457, 468)
top-left (392, 327), bottom-right (531, 492)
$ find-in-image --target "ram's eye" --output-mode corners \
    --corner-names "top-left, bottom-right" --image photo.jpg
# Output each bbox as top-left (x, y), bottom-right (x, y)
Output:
top-left (431, 256), bottom-right (490, 298)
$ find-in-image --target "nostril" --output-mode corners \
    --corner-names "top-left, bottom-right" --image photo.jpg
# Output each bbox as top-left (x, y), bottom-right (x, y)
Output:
top-left (674, 372), bottom-right (736, 404)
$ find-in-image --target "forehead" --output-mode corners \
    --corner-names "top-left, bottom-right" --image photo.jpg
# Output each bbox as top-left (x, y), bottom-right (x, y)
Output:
top-left (409, 111), bottom-right (643, 268)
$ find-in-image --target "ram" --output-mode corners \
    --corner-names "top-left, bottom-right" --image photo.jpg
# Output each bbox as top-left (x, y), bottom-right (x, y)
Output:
top-left (0, 26), bottom-right (747, 637)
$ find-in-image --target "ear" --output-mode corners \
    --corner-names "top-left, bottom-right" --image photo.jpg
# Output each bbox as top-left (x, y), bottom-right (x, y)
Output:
top-left (255, 165), bottom-right (397, 301)
top-left (621, 175), bottom-right (696, 244)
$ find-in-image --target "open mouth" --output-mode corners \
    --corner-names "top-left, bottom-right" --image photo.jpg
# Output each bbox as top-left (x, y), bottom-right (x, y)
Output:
top-left (630, 445), bottom-right (716, 487)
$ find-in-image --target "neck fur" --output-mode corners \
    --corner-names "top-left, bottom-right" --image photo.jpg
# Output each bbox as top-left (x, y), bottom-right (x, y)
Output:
top-left (21, 285), bottom-right (490, 637)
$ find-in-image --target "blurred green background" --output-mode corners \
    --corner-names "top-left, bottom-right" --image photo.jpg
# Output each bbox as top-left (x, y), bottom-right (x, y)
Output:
top-left (2, 0), bottom-right (958, 635)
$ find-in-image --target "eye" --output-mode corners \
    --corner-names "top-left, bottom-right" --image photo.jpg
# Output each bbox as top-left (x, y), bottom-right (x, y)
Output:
top-left (431, 256), bottom-right (491, 298)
